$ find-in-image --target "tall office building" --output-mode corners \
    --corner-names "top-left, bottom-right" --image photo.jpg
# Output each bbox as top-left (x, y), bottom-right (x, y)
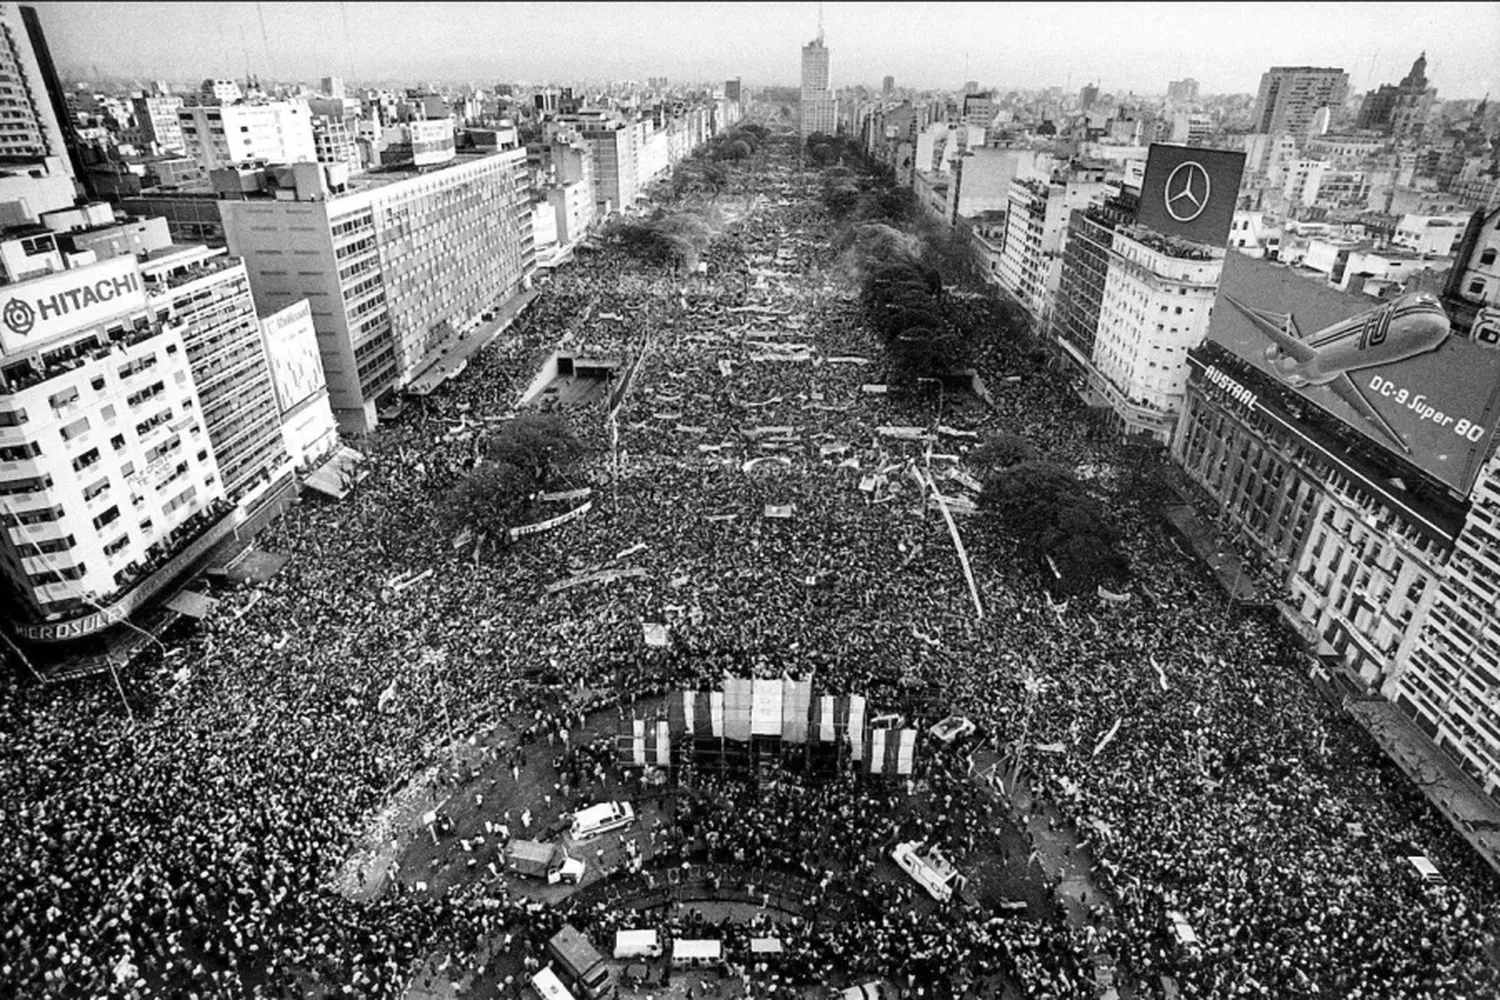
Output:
top-left (724, 79), bottom-right (742, 106)
top-left (131, 94), bottom-right (186, 155)
top-left (1167, 78), bottom-right (1200, 104)
top-left (883, 75), bottom-right (895, 97)
top-left (220, 152), bottom-right (535, 434)
top-left (1252, 66), bottom-right (1350, 137)
top-left (178, 101), bottom-right (317, 172)
top-left (140, 248), bottom-right (288, 502)
top-left (0, 5), bottom-right (77, 221)
top-left (800, 33), bottom-right (837, 140)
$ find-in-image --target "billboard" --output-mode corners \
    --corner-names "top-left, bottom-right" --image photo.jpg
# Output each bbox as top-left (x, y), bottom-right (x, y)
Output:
top-left (1206, 252), bottom-right (1500, 495)
top-left (1135, 143), bottom-right (1245, 247)
top-left (0, 256), bottom-right (146, 354)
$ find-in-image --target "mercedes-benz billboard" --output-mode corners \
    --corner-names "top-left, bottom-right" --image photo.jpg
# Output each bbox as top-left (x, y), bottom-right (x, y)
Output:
top-left (1136, 144), bottom-right (1245, 248)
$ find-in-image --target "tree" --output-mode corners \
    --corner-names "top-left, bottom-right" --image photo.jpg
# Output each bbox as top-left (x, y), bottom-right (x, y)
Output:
top-left (967, 433), bottom-right (1037, 476)
top-left (980, 461), bottom-right (1127, 594)
top-left (441, 460), bottom-right (535, 537)
top-left (481, 414), bottom-right (583, 490)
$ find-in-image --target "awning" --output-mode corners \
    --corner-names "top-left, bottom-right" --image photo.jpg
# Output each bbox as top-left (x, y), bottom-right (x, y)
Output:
top-left (164, 589), bottom-right (218, 619)
top-left (303, 446), bottom-right (366, 500)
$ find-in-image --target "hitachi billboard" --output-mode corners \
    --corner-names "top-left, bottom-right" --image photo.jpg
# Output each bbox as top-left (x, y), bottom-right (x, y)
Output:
top-left (1207, 252), bottom-right (1500, 495)
top-left (0, 256), bottom-right (148, 354)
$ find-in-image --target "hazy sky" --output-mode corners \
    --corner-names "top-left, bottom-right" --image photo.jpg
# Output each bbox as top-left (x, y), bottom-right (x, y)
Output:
top-left (29, 2), bottom-right (1500, 98)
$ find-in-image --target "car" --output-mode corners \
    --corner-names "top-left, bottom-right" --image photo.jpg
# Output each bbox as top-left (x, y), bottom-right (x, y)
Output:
top-left (891, 841), bottom-right (966, 902)
top-left (929, 715), bottom-right (976, 744)
top-left (569, 801), bottom-right (636, 840)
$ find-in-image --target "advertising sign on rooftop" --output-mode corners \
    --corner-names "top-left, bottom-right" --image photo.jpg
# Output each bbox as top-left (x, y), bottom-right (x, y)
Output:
top-left (0, 256), bottom-right (147, 355)
top-left (1135, 143), bottom-right (1245, 248)
top-left (1207, 252), bottom-right (1500, 495)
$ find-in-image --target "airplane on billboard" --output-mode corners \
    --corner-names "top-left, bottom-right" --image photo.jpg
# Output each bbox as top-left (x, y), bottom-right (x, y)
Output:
top-left (1223, 292), bottom-right (1453, 454)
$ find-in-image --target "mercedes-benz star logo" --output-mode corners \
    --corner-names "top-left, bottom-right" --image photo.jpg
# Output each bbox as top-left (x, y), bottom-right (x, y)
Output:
top-left (1164, 161), bottom-right (1211, 223)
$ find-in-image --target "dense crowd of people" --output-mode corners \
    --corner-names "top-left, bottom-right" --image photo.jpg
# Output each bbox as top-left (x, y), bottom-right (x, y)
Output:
top-left (0, 127), bottom-right (1497, 1000)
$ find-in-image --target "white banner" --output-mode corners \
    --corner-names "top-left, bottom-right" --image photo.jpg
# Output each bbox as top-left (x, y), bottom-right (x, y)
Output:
top-left (869, 727), bottom-right (887, 774)
top-left (509, 501), bottom-right (592, 542)
top-left (847, 695), bottom-right (866, 761)
top-left (539, 487), bottom-right (593, 503)
top-left (656, 721), bottom-right (671, 767)
top-left (751, 678), bottom-right (783, 736)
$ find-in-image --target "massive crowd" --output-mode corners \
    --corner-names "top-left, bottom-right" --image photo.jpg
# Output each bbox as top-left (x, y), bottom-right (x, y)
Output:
top-left (1, 129), bottom-right (1497, 1000)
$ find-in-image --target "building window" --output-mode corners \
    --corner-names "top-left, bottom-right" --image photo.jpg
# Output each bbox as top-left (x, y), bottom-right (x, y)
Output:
top-left (1470, 280), bottom-right (1487, 297)
top-left (1481, 248), bottom-right (1497, 266)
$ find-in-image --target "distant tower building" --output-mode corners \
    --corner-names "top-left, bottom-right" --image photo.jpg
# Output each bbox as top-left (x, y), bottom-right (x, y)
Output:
top-left (1167, 78), bottom-right (1200, 104)
top-left (1080, 82), bottom-right (1100, 108)
top-left (883, 75), bottom-right (895, 97)
top-left (1251, 66), bottom-right (1349, 137)
top-left (800, 31), bottom-right (837, 140)
top-left (200, 78), bottom-right (244, 105)
top-left (320, 75), bottom-right (345, 100)
top-left (1356, 53), bottom-right (1437, 141)
top-left (725, 78), bottom-right (742, 106)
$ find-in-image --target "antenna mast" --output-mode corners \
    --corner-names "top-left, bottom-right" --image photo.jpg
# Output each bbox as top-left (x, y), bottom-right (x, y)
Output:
top-left (817, 1), bottom-right (824, 42)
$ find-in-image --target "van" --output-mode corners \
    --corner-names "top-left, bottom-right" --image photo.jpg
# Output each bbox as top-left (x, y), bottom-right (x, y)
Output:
top-left (1406, 855), bottom-right (1444, 884)
top-left (671, 939), bottom-right (722, 969)
top-left (892, 841), bottom-right (966, 903)
top-left (570, 801), bottom-right (636, 841)
top-left (529, 967), bottom-right (577, 1000)
top-left (614, 928), bottom-right (663, 960)
top-left (547, 924), bottom-right (611, 1000)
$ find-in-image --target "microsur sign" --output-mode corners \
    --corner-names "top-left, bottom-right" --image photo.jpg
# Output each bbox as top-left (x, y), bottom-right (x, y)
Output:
top-left (0, 256), bottom-right (147, 354)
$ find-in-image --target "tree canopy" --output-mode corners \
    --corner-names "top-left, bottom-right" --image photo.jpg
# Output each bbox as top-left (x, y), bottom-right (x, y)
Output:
top-left (979, 460), bottom-right (1128, 594)
top-left (443, 414), bottom-right (584, 541)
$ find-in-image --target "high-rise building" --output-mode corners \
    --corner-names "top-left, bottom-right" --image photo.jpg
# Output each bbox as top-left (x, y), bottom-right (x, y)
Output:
top-left (1079, 82), bottom-right (1100, 109)
top-left (0, 5), bottom-right (78, 221)
top-left (321, 76), bottom-right (346, 100)
top-left (130, 94), bottom-right (186, 155)
top-left (995, 160), bottom-right (1110, 323)
top-left (1356, 53), bottom-right (1437, 141)
top-left (199, 79), bottom-right (243, 105)
top-left (140, 249), bottom-right (289, 502)
top-left (1251, 66), bottom-right (1350, 137)
top-left (1088, 226), bottom-right (1224, 442)
top-left (219, 152), bottom-right (535, 434)
top-left (557, 111), bottom-right (638, 215)
top-left (1167, 78), bottom-right (1200, 104)
top-left (725, 79), bottom-right (742, 106)
top-left (800, 33), bottom-right (837, 140)
top-left (1392, 444), bottom-right (1500, 800)
top-left (178, 101), bottom-right (318, 172)
top-left (883, 75), bottom-right (895, 97)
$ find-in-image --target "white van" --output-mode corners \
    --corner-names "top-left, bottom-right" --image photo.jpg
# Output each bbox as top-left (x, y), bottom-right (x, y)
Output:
top-left (530, 967), bottom-right (577, 1000)
top-left (614, 928), bottom-right (663, 960)
top-left (570, 801), bottom-right (636, 841)
top-left (892, 841), bottom-right (966, 902)
top-left (671, 939), bottom-right (722, 968)
top-left (1406, 855), bottom-right (1444, 884)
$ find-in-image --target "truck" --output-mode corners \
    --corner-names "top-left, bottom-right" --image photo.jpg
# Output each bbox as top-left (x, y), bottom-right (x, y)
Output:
top-left (892, 841), bottom-right (968, 903)
top-left (547, 924), bottom-right (612, 1000)
top-left (505, 839), bottom-right (585, 885)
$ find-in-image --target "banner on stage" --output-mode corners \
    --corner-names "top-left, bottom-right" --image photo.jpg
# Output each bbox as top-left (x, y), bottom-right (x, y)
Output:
top-left (509, 501), bottom-right (592, 542)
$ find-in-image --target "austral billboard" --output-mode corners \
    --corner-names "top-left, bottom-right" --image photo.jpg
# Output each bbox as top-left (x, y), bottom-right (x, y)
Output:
top-left (1207, 252), bottom-right (1500, 495)
top-left (1135, 143), bottom-right (1245, 248)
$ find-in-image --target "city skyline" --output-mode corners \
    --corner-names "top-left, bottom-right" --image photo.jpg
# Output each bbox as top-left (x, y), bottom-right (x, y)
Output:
top-left (31, 1), bottom-right (1500, 98)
